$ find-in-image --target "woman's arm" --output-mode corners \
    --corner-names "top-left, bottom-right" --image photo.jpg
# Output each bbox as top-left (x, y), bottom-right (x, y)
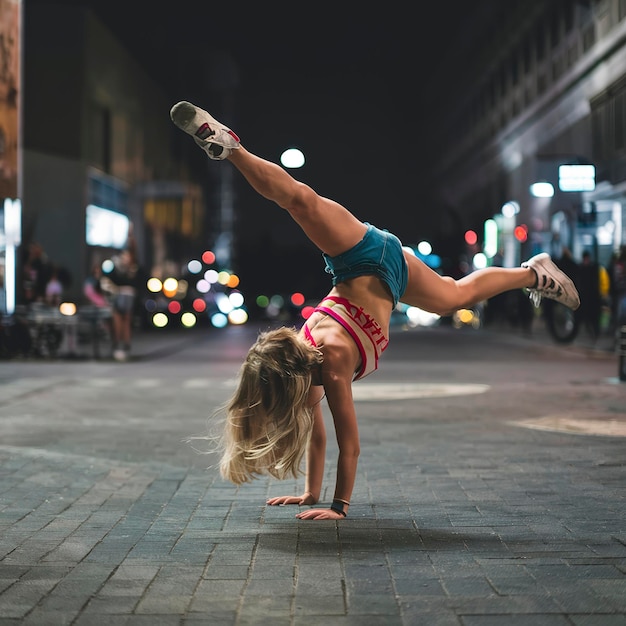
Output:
top-left (304, 392), bottom-right (327, 501)
top-left (266, 385), bottom-right (326, 507)
top-left (296, 348), bottom-right (359, 520)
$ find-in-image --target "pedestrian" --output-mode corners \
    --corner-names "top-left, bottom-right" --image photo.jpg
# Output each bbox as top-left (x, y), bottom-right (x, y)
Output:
top-left (83, 262), bottom-right (113, 353)
top-left (172, 101), bottom-right (580, 520)
top-left (44, 265), bottom-right (63, 306)
top-left (83, 262), bottom-right (109, 309)
top-left (21, 241), bottom-right (48, 304)
top-left (107, 238), bottom-right (140, 362)
top-left (610, 245), bottom-right (626, 326)
top-left (577, 250), bottom-right (602, 340)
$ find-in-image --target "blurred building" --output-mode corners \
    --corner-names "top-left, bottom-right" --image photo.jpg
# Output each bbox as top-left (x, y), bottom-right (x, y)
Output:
top-left (431, 0), bottom-right (626, 268)
top-left (15, 2), bottom-right (204, 305)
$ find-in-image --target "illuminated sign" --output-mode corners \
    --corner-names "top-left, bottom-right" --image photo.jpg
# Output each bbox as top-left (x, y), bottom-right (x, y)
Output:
top-left (86, 204), bottom-right (130, 248)
top-left (558, 164), bottom-right (595, 192)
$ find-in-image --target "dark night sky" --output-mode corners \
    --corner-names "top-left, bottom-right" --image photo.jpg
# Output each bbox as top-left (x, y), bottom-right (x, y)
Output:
top-left (88, 2), bottom-right (496, 160)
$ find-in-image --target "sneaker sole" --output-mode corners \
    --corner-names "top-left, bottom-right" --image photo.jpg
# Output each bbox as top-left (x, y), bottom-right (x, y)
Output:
top-left (170, 101), bottom-right (239, 145)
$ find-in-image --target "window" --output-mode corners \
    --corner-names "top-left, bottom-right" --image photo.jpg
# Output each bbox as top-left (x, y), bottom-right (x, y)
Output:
top-left (88, 170), bottom-right (128, 215)
top-left (87, 105), bottom-right (111, 173)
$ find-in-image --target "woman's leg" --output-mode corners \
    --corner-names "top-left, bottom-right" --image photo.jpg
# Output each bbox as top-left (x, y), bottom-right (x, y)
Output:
top-left (170, 101), bottom-right (366, 257)
top-left (401, 252), bottom-right (580, 315)
top-left (112, 310), bottom-right (123, 345)
top-left (401, 253), bottom-right (535, 315)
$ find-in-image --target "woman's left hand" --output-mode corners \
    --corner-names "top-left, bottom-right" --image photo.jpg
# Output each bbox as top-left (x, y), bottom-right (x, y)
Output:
top-left (295, 508), bottom-right (345, 520)
top-left (267, 492), bottom-right (315, 506)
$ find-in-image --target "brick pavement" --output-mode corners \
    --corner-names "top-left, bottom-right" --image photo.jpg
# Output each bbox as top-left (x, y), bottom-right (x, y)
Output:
top-left (0, 323), bottom-right (625, 625)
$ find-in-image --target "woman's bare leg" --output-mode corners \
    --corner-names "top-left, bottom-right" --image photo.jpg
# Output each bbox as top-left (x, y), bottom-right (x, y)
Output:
top-left (403, 250), bottom-right (581, 314)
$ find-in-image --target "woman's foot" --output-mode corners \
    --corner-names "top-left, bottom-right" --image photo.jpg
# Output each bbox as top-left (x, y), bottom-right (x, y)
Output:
top-left (522, 253), bottom-right (580, 310)
top-left (169, 101), bottom-right (240, 160)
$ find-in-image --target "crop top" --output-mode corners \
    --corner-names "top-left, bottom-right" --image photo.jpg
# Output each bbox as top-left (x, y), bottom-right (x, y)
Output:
top-left (303, 295), bottom-right (389, 380)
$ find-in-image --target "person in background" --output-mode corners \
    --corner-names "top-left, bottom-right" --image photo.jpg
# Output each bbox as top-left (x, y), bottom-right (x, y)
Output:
top-left (44, 265), bottom-right (63, 306)
top-left (84, 263), bottom-right (109, 308)
top-left (22, 242), bottom-right (48, 303)
top-left (577, 250), bottom-right (602, 341)
top-left (107, 237), bottom-right (140, 362)
top-left (83, 262), bottom-right (112, 352)
top-left (610, 246), bottom-right (626, 329)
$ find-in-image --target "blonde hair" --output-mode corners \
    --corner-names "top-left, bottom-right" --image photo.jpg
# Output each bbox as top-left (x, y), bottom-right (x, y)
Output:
top-left (218, 326), bottom-right (323, 485)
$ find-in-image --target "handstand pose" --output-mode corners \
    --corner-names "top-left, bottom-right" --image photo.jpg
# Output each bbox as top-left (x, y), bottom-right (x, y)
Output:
top-left (171, 101), bottom-right (580, 521)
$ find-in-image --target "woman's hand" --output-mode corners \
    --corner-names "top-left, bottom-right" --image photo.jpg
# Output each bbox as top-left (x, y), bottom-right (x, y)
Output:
top-left (296, 508), bottom-right (345, 520)
top-left (267, 492), bottom-right (316, 506)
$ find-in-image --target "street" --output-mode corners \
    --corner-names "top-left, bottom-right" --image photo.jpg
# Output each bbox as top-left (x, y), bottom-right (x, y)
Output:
top-left (0, 322), bottom-right (625, 625)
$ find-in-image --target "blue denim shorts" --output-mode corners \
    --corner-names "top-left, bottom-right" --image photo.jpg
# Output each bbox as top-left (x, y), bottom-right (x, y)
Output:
top-left (322, 223), bottom-right (408, 306)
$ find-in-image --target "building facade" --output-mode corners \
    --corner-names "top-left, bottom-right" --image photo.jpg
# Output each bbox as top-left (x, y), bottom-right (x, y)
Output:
top-left (432, 0), bottom-right (626, 270)
top-left (16, 2), bottom-right (204, 306)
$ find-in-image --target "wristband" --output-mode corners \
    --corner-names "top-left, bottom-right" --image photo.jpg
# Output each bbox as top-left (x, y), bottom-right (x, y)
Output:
top-left (330, 500), bottom-right (347, 517)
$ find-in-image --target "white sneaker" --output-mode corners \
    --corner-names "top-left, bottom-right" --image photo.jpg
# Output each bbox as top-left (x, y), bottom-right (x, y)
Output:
top-left (113, 349), bottom-right (127, 362)
top-left (522, 253), bottom-right (580, 310)
top-left (170, 101), bottom-right (240, 160)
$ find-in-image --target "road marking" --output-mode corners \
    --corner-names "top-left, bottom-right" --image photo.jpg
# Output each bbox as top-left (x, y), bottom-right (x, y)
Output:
top-left (511, 414), bottom-right (626, 437)
top-left (134, 379), bottom-right (161, 388)
top-left (352, 383), bottom-right (490, 401)
top-left (87, 378), bottom-right (117, 387)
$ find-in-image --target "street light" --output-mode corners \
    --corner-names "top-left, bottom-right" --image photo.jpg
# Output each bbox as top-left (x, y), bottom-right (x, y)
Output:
top-left (281, 148), bottom-right (305, 169)
top-left (530, 182), bottom-right (554, 198)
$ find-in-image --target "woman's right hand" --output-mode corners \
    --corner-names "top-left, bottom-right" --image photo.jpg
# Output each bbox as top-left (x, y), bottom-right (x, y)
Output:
top-left (267, 492), bottom-right (316, 506)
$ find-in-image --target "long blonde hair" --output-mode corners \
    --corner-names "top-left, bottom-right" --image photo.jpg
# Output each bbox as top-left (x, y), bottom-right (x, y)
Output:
top-left (219, 326), bottom-right (323, 485)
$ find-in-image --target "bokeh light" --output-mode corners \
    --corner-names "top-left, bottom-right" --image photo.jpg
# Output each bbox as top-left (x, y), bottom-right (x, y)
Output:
top-left (228, 309), bottom-right (248, 325)
top-left (205, 269), bottom-right (218, 283)
top-left (473, 252), bottom-right (488, 269)
top-left (152, 312), bottom-right (169, 328)
top-left (417, 241), bottom-right (432, 255)
top-left (211, 312), bottom-right (228, 328)
top-left (229, 291), bottom-right (244, 308)
top-left (187, 259), bottom-right (202, 274)
top-left (464, 230), bottom-right (478, 246)
top-left (162, 277), bottom-right (178, 298)
top-left (181, 312), bottom-right (197, 327)
top-left (59, 302), bottom-right (76, 316)
top-left (147, 277), bottom-right (162, 292)
top-left (216, 293), bottom-right (233, 314)
top-left (192, 298), bottom-right (207, 312)
top-left (280, 148), bottom-right (305, 168)
top-left (202, 250), bottom-right (216, 264)
top-left (168, 300), bottom-right (182, 314)
top-left (291, 292), bottom-right (305, 306)
top-left (196, 279), bottom-right (210, 293)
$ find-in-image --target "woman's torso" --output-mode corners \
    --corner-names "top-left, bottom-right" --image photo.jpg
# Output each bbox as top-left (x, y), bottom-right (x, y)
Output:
top-left (300, 274), bottom-right (394, 379)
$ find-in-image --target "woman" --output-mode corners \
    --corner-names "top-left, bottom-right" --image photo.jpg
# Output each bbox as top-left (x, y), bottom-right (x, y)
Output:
top-left (172, 101), bottom-right (580, 520)
top-left (108, 243), bottom-right (139, 362)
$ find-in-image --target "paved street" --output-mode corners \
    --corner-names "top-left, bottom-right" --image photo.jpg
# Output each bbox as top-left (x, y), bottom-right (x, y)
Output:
top-left (0, 320), bottom-right (625, 625)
